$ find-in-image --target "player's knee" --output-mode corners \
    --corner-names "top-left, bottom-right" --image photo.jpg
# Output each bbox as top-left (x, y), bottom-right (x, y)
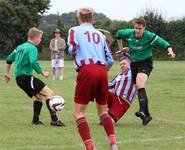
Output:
top-left (35, 98), bottom-right (43, 102)
top-left (35, 94), bottom-right (44, 101)
top-left (46, 90), bottom-right (54, 99)
top-left (50, 90), bottom-right (55, 97)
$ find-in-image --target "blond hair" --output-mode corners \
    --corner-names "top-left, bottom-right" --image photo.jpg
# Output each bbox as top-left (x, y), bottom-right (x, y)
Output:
top-left (77, 7), bottom-right (93, 22)
top-left (27, 27), bottom-right (43, 39)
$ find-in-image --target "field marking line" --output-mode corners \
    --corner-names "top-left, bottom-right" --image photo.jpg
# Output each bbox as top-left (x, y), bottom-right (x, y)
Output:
top-left (0, 143), bottom-right (84, 150)
top-left (2, 135), bottom-right (185, 150)
top-left (118, 135), bottom-right (185, 144)
top-left (156, 118), bottom-right (185, 125)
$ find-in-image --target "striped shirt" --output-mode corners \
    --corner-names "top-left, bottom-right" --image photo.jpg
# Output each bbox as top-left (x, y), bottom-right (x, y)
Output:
top-left (108, 68), bottom-right (136, 103)
top-left (67, 23), bottom-right (114, 70)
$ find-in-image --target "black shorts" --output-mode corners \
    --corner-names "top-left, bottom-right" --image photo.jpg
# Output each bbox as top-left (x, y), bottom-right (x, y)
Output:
top-left (16, 75), bottom-right (46, 98)
top-left (131, 58), bottom-right (153, 84)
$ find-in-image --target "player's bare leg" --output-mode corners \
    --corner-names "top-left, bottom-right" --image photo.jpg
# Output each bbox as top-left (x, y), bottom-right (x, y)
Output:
top-left (38, 86), bottom-right (65, 127)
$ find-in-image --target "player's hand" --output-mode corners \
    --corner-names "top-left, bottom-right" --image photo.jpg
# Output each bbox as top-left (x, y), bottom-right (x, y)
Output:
top-left (115, 47), bottom-right (129, 55)
top-left (4, 74), bottom-right (10, 83)
top-left (53, 49), bottom-right (59, 52)
top-left (168, 52), bottom-right (175, 58)
top-left (120, 47), bottom-right (129, 52)
top-left (42, 71), bottom-right (50, 78)
top-left (167, 47), bottom-right (176, 58)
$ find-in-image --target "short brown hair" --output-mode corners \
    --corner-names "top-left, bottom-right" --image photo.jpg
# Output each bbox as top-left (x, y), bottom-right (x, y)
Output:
top-left (134, 17), bottom-right (146, 27)
top-left (28, 27), bottom-right (43, 39)
top-left (77, 7), bottom-right (93, 22)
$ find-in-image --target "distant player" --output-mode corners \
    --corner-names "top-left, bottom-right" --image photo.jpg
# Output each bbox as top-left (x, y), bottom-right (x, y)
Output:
top-left (67, 7), bottom-right (119, 150)
top-left (98, 28), bottom-right (114, 48)
top-left (107, 55), bottom-right (136, 123)
top-left (50, 28), bottom-right (66, 80)
top-left (116, 17), bottom-right (176, 125)
top-left (4, 27), bottom-right (65, 127)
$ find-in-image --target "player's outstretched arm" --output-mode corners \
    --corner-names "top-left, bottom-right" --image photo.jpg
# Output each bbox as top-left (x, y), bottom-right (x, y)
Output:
top-left (167, 47), bottom-right (176, 58)
top-left (116, 37), bottom-right (129, 54)
top-left (4, 63), bottom-right (11, 83)
top-left (115, 47), bottom-right (129, 55)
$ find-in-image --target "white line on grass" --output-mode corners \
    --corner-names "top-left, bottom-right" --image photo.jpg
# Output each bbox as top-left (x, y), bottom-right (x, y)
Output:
top-left (0, 144), bottom-right (84, 150)
top-left (118, 135), bottom-right (185, 144)
top-left (156, 118), bottom-right (185, 125)
top-left (2, 135), bottom-right (185, 150)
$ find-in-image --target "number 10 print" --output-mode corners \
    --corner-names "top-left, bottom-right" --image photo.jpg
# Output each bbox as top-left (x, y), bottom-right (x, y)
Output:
top-left (84, 31), bottom-right (100, 44)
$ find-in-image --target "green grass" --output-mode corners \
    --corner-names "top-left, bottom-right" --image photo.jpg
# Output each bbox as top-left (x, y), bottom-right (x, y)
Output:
top-left (0, 60), bottom-right (185, 150)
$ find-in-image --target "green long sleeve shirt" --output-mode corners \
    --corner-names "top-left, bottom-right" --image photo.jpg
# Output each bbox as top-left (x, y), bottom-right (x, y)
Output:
top-left (116, 29), bottom-right (170, 62)
top-left (6, 42), bottom-right (43, 77)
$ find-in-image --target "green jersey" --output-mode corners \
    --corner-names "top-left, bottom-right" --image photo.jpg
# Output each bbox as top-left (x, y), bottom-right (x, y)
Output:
top-left (6, 42), bottom-right (43, 77)
top-left (116, 29), bottom-right (170, 62)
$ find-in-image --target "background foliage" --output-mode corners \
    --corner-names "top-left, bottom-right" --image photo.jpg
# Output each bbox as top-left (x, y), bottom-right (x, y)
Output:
top-left (0, 1), bottom-right (185, 59)
top-left (0, 0), bottom-right (50, 57)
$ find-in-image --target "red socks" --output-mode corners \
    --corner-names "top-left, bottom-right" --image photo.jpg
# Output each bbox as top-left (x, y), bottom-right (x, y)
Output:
top-left (76, 114), bottom-right (117, 149)
top-left (100, 113), bottom-right (117, 145)
top-left (76, 117), bottom-right (94, 150)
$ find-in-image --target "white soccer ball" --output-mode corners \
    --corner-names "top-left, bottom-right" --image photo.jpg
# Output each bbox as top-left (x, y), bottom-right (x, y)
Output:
top-left (49, 95), bottom-right (65, 111)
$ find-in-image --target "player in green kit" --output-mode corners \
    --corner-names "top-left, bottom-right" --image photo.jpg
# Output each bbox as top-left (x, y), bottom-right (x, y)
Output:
top-left (116, 18), bottom-right (175, 125)
top-left (4, 27), bottom-right (65, 127)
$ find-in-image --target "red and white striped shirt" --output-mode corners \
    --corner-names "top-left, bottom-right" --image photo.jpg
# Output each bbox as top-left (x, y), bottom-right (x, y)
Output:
top-left (67, 23), bottom-right (114, 71)
top-left (108, 68), bottom-right (136, 103)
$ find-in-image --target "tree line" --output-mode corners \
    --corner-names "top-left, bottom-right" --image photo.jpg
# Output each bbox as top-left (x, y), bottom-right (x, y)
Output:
top-left (0, 0), bottom-right (185, 60)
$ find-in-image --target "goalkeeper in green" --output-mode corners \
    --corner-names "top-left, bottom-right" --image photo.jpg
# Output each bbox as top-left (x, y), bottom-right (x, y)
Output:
top-left (116, 17), bottom-right (175, 125)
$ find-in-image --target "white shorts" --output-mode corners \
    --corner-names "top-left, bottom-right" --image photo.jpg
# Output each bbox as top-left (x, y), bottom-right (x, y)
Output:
top-left (51, 59), bottom-right (64, 68)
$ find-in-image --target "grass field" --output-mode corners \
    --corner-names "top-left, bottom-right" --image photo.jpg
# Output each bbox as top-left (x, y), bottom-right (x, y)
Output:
top-left (0, 60), bottom-right (185, 150)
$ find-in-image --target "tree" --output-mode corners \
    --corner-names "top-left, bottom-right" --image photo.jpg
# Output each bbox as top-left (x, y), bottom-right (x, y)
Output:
top-left (0, 0), bottom-right (50, 57)
top-left (166, 18), bottom-right (185, 59)
top-left (139, 9), bottom-right (168, 59)
top-left (140, 8), bottom-right (166, 36)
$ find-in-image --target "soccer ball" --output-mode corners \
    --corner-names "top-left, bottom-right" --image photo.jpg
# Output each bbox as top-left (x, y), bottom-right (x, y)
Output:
top-left (49, 95), bottom-right (65, 111)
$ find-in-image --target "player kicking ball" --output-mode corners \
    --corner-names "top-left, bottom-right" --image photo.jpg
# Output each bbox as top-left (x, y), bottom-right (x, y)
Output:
top-left (4, 27), bottom-right (65, 127)
top-left (116, 18), bottom-right (175, 125)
